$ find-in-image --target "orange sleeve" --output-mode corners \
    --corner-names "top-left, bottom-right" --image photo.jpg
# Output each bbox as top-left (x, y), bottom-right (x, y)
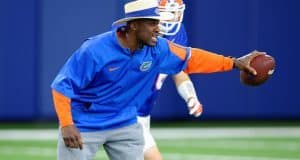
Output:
top-left (52, 89), bottom-right (73, 127)
top-left (185, 48), bottom-right (234, 74)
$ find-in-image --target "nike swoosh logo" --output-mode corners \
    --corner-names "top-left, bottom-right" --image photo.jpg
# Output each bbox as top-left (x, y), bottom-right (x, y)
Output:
top-left (108, 67), bottom-right (120, 72)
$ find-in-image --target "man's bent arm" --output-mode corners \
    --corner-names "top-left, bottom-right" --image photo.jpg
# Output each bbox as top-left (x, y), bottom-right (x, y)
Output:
top-left (52, 89), bottom-right (73, 127)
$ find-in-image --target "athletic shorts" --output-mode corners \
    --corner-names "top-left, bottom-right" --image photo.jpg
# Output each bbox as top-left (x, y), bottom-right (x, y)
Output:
top-left (137, 115), bottom-right (156, 152)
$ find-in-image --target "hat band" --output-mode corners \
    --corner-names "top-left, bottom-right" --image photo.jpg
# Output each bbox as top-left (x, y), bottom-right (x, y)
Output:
top-left (125, 7), bottom-right (160, 18)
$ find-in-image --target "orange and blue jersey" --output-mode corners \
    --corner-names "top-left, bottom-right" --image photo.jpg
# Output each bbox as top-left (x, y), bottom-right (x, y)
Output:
top-left (51, 27), bottom-right (234, 131)
top-left (164, 24), bottom-right (188, 46)
top-left (51, 30), bottom-right (190, 132)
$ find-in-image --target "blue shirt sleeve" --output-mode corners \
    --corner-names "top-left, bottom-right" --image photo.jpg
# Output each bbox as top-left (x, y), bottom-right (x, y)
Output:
top-left (51, 45), bottom-right (98, 98)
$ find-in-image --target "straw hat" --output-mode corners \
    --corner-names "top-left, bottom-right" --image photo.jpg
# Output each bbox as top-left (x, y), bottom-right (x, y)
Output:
top-left (113, 0), bottom-right (164, 26)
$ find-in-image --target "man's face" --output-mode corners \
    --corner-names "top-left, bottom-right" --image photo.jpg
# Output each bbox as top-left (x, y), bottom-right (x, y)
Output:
top-left (133, 19), bottom-right (160, 46)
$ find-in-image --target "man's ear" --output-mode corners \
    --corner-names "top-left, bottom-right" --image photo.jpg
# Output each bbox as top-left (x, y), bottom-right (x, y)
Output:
top-left (129, 22), bottom-right (137, 31)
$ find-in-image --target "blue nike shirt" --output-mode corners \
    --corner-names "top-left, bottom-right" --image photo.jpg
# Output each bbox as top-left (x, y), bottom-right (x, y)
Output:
top-left (51, 30), bottom-right (190, 131)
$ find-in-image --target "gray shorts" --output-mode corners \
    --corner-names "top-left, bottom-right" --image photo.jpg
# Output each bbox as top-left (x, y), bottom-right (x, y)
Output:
top-left (57, 123), bottom-right (144, 160)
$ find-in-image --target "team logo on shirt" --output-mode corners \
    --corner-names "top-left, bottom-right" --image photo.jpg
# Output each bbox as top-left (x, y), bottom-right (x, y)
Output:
top-left (140, 61), bottom-right (152, 71)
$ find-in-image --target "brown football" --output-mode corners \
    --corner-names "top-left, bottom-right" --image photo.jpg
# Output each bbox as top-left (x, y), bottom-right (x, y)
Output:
top-left (240, 54), bottom-right (275, 86)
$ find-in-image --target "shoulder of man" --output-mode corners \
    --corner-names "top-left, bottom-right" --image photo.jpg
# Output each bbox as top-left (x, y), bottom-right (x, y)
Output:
top-left (75, 31), bottom-right (115, 55)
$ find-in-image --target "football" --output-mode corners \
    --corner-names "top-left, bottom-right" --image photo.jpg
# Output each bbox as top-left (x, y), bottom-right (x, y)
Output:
top-left (240, 54), bottom-right (275, 86)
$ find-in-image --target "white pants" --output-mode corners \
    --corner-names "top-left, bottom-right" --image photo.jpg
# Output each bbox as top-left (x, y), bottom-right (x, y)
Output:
top-left (137, 116), bottom-right (156, 152)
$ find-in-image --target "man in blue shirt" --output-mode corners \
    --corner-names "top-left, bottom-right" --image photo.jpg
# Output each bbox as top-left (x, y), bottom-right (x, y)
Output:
top-left (51, 0), bottom-right (262, 159)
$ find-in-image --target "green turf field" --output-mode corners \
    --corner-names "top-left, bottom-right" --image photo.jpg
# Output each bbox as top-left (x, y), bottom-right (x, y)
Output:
top-left (0, 127), bottom-right (300, 160)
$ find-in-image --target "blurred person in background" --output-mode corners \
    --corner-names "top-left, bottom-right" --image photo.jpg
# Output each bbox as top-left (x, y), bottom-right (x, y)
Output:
top-left (137, 0), bottom-right (202, 159)
top-left (51, 0), bottom-right (262, 159)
